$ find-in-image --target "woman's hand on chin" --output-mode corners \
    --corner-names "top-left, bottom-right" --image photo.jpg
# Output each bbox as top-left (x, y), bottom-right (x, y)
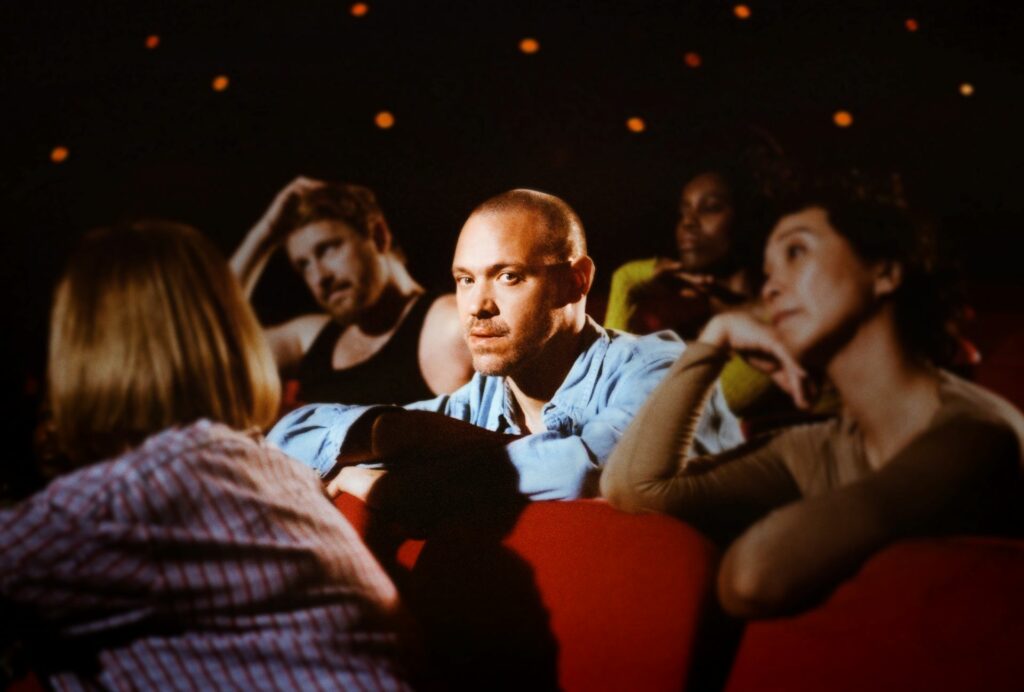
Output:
top-left (699, 312), bottom-right (812, 410)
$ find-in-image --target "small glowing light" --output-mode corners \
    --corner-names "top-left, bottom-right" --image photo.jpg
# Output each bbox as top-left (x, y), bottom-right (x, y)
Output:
top-left (960, 82), bottom-right (974, 97)
top-left (350, 3), bottom-right (369, 17)
top-left (905, 18), bottom-right (919, 32)
top-left (684, 52), bottom-right (702, 68)
top-left (519, 37), bottom-right (540, 54)
top-left (626, 117), bottom-right (646, 133)
top-left (212, 75), bottom-right (230, 92)
top-left (145, 34), bottom-right (160, 49)
top-left (733, 4), bottom-right (752, 20)
top-left (833, 110), bottom-right (853, 128)
top-left (375, 110), bottom-right (395, 129)
top-left (50, 146), bottom-right (69, 163)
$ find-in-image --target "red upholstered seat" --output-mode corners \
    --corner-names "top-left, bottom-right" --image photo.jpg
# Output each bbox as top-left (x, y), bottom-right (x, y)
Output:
top-left (963, 282), bottom-right (1024, 408)
top-left (725, 537), bottom-right (1024, 692)
top-left (334, 492), bottom-right (425, 570)
top-left (404, 499), bottom-right (718, 691)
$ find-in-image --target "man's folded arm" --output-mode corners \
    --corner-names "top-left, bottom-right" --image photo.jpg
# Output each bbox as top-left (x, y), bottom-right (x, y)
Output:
top-left (267, 403), bottom-right (396, 478)
top-left (268, 400), bottom-right (513, 477)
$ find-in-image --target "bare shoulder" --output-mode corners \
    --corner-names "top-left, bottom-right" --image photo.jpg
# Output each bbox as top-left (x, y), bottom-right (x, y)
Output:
top-left (419, 294), bottom-right (474, 394)
top-left (265, 313), bottom-right (331, 370)
top-left (423, 294), bottom-right (459, 329)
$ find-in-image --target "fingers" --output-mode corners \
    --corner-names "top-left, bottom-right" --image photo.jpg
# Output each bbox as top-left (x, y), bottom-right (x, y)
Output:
top-left (326, 467), bottom-right (387, 503)
top-left (672, 271), bottom-right (715, 286)
top-left (325, 475), bottom-right (345, 499)
top-left (273, 176), bottom-right (321, 209)
top-left (765, 340), bottom-right (809, 410)
top-left (717, 312), bottom-right (811, 410)
top-left (284, 175), bottom-right (325, 194)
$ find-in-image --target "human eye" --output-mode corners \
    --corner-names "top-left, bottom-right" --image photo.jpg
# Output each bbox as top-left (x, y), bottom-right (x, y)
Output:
top-left (453, 274), bottom-right (473, 287)
top-left (319, 238), bottom-right (345, 256)
top-left (785, 242), bottom-right (806, 261)
top-left (701, 198), bottom-right (726, 213)
top-left (497, 271), bottom-right (522, 285)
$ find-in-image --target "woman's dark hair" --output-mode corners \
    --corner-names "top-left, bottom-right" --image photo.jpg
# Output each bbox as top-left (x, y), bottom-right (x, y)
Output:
top-left (683, 125), bottom-right (797, 282)
top-left (775, 171), bottom-right (964, 366)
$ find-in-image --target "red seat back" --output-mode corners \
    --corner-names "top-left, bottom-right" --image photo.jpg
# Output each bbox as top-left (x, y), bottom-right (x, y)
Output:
top-left (406, 499), bottom-right (718, 691)
top-left (726, 537), bottom-right (1024, 692)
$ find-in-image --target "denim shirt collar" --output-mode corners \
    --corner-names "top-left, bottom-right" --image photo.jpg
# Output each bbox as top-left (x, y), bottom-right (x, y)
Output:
top-left (496, 317), bottom-right (609, 434)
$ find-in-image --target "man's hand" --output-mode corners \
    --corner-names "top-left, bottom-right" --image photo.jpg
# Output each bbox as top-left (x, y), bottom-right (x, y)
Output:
top-left (326, 466), bottom-right (386, 501)
top-left (251, 176), bottom-right (326, 246)
top-left (230, 176), bottom-right (327, 297)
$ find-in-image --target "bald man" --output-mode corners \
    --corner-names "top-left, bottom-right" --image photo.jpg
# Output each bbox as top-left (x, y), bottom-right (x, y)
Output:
top-left (270, 189), bottom-right (742, 501)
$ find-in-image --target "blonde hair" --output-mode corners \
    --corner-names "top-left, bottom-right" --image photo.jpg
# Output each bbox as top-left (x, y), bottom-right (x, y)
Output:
top-left (48, 220), bottom-right (280, 464)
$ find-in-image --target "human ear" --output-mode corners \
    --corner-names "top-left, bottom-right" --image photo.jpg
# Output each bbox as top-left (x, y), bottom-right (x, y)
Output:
top-left (873, 260), bottom-right (903, 298)
top-left (370, 218), bottom-right (392, 253)
top-left (569, 255), bottom-right (596, 301)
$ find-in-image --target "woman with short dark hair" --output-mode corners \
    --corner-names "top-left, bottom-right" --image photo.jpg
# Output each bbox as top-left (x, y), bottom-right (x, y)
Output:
top-left (602, 185), bottom-right (1024, 618)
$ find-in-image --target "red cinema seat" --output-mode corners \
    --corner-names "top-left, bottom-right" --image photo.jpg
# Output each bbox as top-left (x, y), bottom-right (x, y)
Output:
top-left (334, 492), bottom-right (425, 571)
top-left (725, 537), bottom-right (1024, 692)
top-left (974, 329), bottom-right (1024, 410)
top-left (963, 282), bottom-right (1024, 409)
top-left (404, 499), bottom-right (718, 691)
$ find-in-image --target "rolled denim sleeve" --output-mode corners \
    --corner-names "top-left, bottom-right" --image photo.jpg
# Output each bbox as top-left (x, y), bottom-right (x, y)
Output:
top-left (267, 403), bottom-right (383, 478)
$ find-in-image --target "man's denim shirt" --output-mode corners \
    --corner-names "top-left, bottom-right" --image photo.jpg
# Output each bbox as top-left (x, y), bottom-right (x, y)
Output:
top-left (269, 318), bottom-right (743, 500)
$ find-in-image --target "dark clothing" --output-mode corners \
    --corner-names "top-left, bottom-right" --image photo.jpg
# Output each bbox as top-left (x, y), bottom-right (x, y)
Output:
top-left (298, 292), bottom-right (437, 405)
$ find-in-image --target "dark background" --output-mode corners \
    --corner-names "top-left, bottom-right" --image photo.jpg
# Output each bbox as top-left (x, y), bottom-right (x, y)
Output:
top-left (3, 0), bottom-right (1023, 421)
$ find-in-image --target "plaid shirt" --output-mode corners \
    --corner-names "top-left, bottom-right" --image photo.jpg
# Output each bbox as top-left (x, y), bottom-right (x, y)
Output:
top-left (0, 420), bottom-right (409, 691)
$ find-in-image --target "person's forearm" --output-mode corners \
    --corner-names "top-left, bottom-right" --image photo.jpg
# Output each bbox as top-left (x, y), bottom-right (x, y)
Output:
top-left (604, 259), bottom-right (657, 330)
top-left (717, 486), bottom-right (888, 618)
top-left (230, 227), bottom-right (277, 298)
top-left (267, 403), bottom-right (392, 479)
top-left (717, 417), bottom-right (1020, 618)
top-left (601, 342), bottom-right (730, 511)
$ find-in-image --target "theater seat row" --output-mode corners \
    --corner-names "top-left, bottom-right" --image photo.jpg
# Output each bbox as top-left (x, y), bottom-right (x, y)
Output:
top-left (336, 495), bottom-right (1024, 692)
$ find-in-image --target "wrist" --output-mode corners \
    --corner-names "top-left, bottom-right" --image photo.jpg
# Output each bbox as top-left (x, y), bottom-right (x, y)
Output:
top-left (698, 316), bottom-right (730, 349)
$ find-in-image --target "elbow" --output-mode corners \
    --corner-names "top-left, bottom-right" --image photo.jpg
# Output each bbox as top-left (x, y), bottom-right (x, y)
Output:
top-left (600, 470), bottom-right (662, 515)
top-left (600, 469), bottom-right (639, 513)
top-left (717, 544), bottom-right (798, 619)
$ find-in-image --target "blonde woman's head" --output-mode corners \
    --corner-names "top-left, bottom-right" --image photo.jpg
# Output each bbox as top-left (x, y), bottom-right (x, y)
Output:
top-left (48, 220), bottom-right (280, 464)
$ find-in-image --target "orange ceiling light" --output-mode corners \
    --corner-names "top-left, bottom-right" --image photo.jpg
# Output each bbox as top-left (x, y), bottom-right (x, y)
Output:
top-left (375, 110), bottom-right (395, 129)
top-left (626, 117), bottom-right (646, 133)
top-left (684, 51), bottom-right (702, 68)
top-left (50, 146), bottom-right (69, 163)
top-left (519, 37), bottom-right (540, 54)
top-left (350, 3), bottom-right (369, 17)
top-left (960, 82), bottom-right (975, 97)
top-left (905, 18), bottom-right (919, 32)
top-left (833, 110), bottom-right (853, 127)
top-left (212, 75), bottom-right (230, 91)
top-left (734, 4), bottom-right (752, 20)
top-left (145, 34), bottom-right (160, 49)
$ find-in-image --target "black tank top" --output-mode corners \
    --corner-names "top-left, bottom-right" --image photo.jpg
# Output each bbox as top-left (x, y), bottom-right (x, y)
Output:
top-left (296, 292), bottom-right (438, 405)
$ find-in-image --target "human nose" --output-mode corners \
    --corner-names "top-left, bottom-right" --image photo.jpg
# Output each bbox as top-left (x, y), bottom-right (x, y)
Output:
top-left (466, 281), bottom-right (498, 318)
top-left (761, 273), bottom-right (782, 304)
top-left (679, 206), bottom-right (699, 230)
top-left (309, 259), bottom-right (334, 292)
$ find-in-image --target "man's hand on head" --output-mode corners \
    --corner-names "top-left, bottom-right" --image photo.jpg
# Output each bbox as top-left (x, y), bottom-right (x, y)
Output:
top-left (253, 176), bottom-right (326, 245)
